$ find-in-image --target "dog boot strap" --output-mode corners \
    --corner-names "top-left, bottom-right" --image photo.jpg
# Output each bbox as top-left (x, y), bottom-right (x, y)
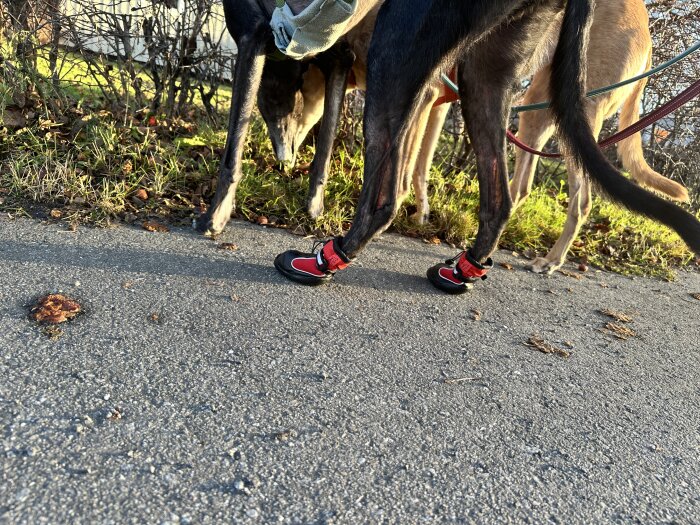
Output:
top-left (319, 237), bottom-right (351, 272)
top-left (456, 250), bottom-right (493, 281)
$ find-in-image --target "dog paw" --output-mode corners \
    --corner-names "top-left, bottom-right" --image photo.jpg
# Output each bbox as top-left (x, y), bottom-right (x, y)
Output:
top-left (194, 212), bottom-right (226, 237)
top-left (526, 257), bottom-right (562, 275)
top-left (306, 194), bottom-right (325, 219)
top-left (409, 210), bottom-right (429, 225)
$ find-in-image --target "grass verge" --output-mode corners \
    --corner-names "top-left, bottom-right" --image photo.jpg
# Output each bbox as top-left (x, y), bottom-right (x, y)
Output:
top-left (1, 50), bottom-right (697, 279)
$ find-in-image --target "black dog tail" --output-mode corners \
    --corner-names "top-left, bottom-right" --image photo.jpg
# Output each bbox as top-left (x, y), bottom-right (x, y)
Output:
top-left (550, 0), bottom-right (700, 255)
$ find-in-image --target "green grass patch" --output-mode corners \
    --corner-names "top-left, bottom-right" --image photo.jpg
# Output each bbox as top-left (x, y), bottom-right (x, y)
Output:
top-left (1, 47), bottom-right (697, 278)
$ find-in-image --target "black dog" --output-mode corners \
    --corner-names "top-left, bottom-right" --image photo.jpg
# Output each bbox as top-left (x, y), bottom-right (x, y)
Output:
top-left (196, 0), bottom-right (370, 236)
top-left (274, 0), bottom-right (700, 293)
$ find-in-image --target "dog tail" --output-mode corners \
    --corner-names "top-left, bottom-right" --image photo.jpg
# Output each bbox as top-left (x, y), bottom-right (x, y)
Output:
top-left (617, 49), bottom-right (689, 202)
top-left (549, 0), bottom-right (700, 255)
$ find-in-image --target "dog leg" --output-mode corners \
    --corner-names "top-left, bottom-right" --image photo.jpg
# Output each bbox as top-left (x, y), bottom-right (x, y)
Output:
top-left (411, 102), bottom-right (450, 225)
top-left (196, 36), bottom-right (266, 236)
top-left (528, 159), bottom-right (592, 274)
top-left (306, 44), bottom-right (355, 219)
top-left (510, 66), bottom-right (557, 210)
top-left (528, 114), bottom-right (602, 274)
top-left (399, 89), bottom-right (438, 205)
top-left (459, 79), bottom-right (513, 263)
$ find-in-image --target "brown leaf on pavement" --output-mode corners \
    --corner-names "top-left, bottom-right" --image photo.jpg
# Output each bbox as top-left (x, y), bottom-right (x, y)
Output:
top-left (599, 309), bottom-right (633, 323)
top-left (603, 322), bottom-right (636, 340)
top-left (525, 335), bottom-right (570, 358)
top-left (558, 269), bottom-right (583, 280)
top-left (31, 294), bottom-right (81, 324)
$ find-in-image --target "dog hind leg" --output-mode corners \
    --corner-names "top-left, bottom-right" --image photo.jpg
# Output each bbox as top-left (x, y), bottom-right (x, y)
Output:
top-left (510, 65), bottom-right (557, 210)
top-left (411, 102), bottom-right (450, 225)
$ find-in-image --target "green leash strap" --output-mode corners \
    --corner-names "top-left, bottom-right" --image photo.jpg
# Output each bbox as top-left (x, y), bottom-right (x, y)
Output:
top-left (440, 41), bottom-right (700, 114)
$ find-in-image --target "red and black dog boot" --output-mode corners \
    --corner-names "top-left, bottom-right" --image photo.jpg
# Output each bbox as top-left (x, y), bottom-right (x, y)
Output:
top-left (427, 250), bottom-right (493, 295)
top-left (274, 237), bottom-right (351, 286)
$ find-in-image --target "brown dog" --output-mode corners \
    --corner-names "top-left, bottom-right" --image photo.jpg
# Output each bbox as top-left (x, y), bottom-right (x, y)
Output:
top-left (509, 0), bottom-right (689, 273)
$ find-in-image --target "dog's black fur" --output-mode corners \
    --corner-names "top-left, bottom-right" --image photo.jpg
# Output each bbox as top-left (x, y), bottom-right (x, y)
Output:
top-left (201, 0), bottom-right (700, 268)
top-left (196, 0), bottom-right (356, 235)
top-left (339, 0), bottom-right (700, 262)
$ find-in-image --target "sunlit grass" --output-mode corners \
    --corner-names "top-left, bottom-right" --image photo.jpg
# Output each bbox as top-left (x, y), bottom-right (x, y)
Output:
top-left (1, 46), bottom-right (696, 278)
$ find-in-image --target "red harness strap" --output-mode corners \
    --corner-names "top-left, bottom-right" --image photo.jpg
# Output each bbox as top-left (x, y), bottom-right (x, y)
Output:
top-left (434, 68), bottom-right (460, 107)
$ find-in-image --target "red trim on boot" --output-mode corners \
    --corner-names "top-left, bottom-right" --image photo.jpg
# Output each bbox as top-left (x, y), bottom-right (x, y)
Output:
top-left (290, 256), bottom-right (326, 277)
top-left (457, 252), bottom-right (492, 280)
top-left (438, 267), bottom-right (464, 285)
top-left (322, 240), bottom-right (350, 271)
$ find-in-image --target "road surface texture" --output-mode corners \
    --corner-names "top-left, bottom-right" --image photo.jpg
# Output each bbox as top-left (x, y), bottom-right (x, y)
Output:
top-left (1, 216), bottom-right (699, 524)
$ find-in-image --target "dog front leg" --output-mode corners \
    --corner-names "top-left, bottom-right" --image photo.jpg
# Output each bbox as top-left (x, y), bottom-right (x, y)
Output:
top-left (306, 44), bottom-right (355, 219)
top-left (459, 78), bottom-right (514, 263)
top-left (197, 36), bottom-right (267, 236)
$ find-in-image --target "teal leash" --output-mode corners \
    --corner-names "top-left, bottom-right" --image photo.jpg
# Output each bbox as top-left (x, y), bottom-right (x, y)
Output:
top-left (440, 41), bottom-right (700, 114)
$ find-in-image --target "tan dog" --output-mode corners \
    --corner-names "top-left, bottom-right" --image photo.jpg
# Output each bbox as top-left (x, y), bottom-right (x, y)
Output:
top-left (280, 3), bottom-right (449, 221)
top-left (509, 0), bottom-right (689, 273)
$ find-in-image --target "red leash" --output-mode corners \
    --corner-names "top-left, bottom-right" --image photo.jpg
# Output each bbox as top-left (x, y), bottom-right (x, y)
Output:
top-left (506, 78), bottom-right (700, 158)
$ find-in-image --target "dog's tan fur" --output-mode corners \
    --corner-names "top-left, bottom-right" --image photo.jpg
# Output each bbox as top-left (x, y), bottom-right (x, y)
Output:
top-left (294, 0), bottom-right (687, 257)
top-left (509, 0), bottom-right (689, 273)
top-left (295, 4), bottom-right (448, 221)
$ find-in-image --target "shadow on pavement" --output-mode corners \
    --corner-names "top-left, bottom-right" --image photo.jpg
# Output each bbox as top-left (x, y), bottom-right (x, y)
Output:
top-left (1, 239), bottom-right (444, 296)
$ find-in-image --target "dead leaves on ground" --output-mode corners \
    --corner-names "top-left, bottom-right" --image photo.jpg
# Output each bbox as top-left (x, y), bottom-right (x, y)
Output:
top-left (217, 243), bottom-right (239, 251)
top-left (525, 335), bottom-right (570, 358)
top-left (142, 221), bottom-right (169, 233)
top-left (691, 293), bottom-right (700, 301)
top-left (599, 308), bottom-right (636, 340)
top-left (558, 269), bottom-right (583, 280)
top-left (601, 310), bottom-right (635, 338)
top-left (603, 322), bottom-right (636, 341)
top-left (30, 294), bottom-right (81, 324)
top-left (599, 309), bottom-right (634, 324)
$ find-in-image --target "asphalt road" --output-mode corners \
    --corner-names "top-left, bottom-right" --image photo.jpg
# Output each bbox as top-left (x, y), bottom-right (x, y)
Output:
top-left (1, 216), bottom-right (699, 524)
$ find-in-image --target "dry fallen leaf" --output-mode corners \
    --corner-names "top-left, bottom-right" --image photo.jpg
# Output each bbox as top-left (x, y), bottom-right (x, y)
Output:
top-left (499, 262), bottom-right (514, 270)
top-left (50, 208), bottom-right (62, 219)
top-left (256, 215), bottom-right (269, 226)
top-left (134, 188), bottom-right (148, 201)
top-left (149, 312), bottom-right (160, 323)
top-left (275, 430), bottom-right (296, 441)
top-left (31, 294), bottom-right (81, 324)
top-left (142, 221), bottom-right (169, 233)
top-left (691, 293), bottom-right (700, 301)
top-left (603, 322), bottom-right (636, 340)
top-left (422, 237), bottom-right (441, 245)
top-left (600, 309), bottom-right (633, 323)
top-left (218, 243), bottom-right (239, 251)
top-left (470, 309), bottom-right (482, 321)
top-left (558, 269), bottom-right (583, 280)
top-left (525, 335), bottom-right (570, 358)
